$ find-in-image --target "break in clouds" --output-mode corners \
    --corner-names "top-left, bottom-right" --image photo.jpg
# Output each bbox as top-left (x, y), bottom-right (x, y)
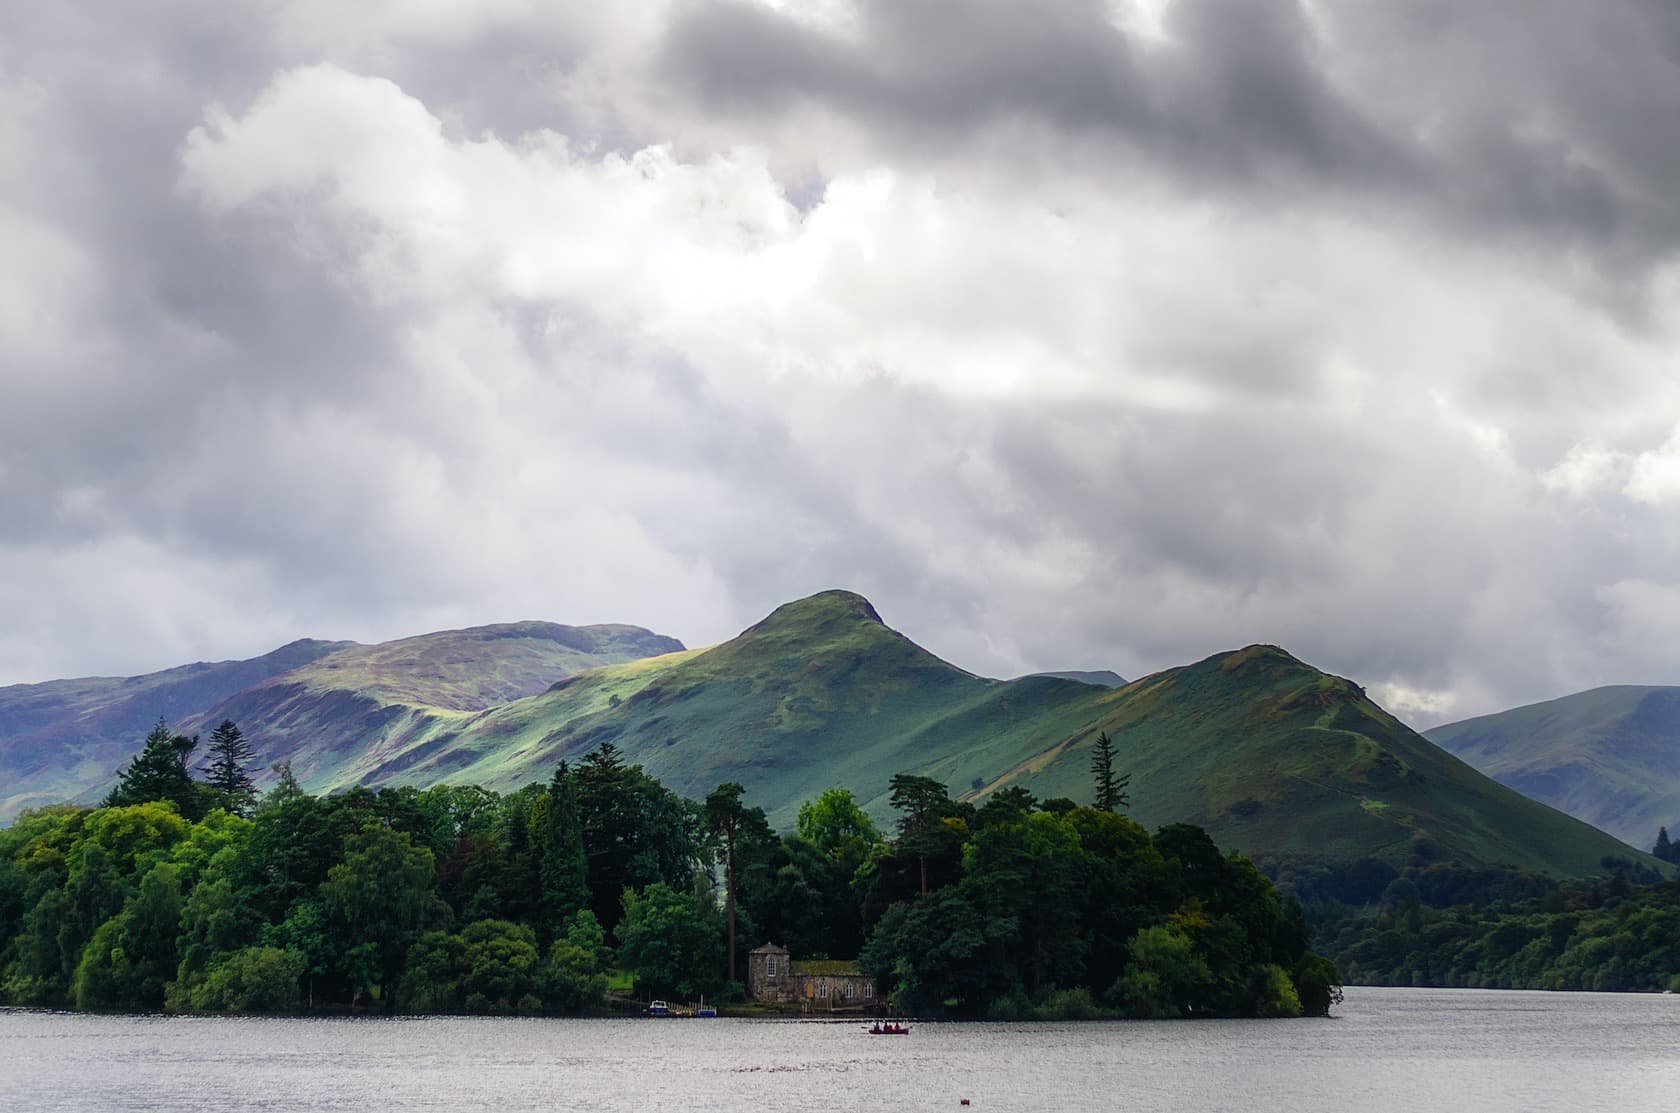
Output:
top-left (4, 0), bottom-right (1680, 725)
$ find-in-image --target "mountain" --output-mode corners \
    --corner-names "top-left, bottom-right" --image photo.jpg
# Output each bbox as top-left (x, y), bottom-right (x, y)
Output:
top-left (0, 638), bottom-right (348, 819)
top-left (1426, 686), bottom-right (1680, 848)
top-left (0, 590), bottom-right (1652, 879)
top-left (981, 645), bottom-right (1644, 877)
top-left (262, 590), bottom-right (1641, 878)
top-left (1019, 670), bottom-right (1127, 688)
top-left (0, 622), bottom-right (682, 822)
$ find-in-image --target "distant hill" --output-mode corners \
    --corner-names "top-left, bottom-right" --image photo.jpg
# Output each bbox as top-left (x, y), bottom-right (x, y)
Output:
top-left (0, 591), bottom-right (1653, 879)
top-left (1019, 670), bottom-right (1127, 688)
top-left (1426, 686), bottom-right (1680, 848)
top-left (0, 638), bottom-right (348, 819)
top-left (0, 622), bottom-right (682, 821)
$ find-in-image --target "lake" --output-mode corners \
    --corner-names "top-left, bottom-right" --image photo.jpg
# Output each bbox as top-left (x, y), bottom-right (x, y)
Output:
top-left (2, 988), bottom-right (1676, 1112)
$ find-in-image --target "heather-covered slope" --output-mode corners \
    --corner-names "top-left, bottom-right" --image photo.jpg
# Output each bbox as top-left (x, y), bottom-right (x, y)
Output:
top-left (1427, 686), bottom-right (1680, 848)
top-left (0, 622), bottom-right (682, 821)
top-left (176, 621), bottom-right (686, 793)
top-left (0, 638), bottom-right (347, 819)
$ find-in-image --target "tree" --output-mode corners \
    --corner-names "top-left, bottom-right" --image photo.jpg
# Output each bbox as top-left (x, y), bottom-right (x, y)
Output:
top-left (705, 782), bottom-right (773, 984)
top-left (1655, 826), bottom-right (1678, 865)
top-left (539, 762), bottom-right (589, 936)
top-left (104, 718), bottom-right (206, 820)
top-left (1090, 731), bottom-right (1130, 813)
top-left (201, 720), bottom-right (257, 815)
top-left (574, 743), bottom-right (703, 932)
top-left (615, 881), bottom-right (723, 1002)
top-left (319, 827), bottom-right (446, 1006)
top-left (888, 774), bottom-right (953, 897)
top-left (796, 788), bottom-right (880, 865)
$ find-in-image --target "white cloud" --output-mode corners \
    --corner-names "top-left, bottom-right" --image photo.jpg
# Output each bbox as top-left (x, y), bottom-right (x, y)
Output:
top-left (1624, 425), bottom-right (1680, 506)
top-left (5, 1), bottom-right (1680, 735)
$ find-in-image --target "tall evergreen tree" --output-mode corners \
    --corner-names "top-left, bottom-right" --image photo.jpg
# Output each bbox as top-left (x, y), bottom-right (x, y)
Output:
top-left (104, 717), bottom-right (206, 819)
top-left (539, 762), bottom-right (590, 937)
top-left (1090, 730), bottom-right (1131, 813)
top-left (705, 781), bottom-right (773, 984)
top-left (1655, 826), bottom-right (1677, 865)
top-left (201, 719), bottom-right (257, 815)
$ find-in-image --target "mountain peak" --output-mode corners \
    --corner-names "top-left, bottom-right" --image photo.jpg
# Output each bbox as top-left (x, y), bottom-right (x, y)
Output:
top-left (745, 590), bottom-right (885, 635)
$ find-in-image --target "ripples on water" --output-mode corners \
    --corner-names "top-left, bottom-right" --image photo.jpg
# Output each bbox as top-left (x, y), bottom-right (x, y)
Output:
top-left (2, 988), bottom-right (1676, 1112)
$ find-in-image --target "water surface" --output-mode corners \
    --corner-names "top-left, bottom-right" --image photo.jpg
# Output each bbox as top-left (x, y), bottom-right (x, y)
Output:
top-left (3, 988), bottom-right (1675, 1112)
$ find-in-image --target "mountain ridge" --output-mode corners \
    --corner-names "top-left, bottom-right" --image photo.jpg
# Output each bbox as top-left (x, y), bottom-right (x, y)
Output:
top-left (0, 590), bottom-right (1657, 880)
top-left (1427, 684), bottom-right (1680, 847)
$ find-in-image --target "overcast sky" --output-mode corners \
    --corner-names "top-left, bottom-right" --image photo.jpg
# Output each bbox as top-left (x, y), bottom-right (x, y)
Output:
top-left (4, 1), bottom-right (1680, 726)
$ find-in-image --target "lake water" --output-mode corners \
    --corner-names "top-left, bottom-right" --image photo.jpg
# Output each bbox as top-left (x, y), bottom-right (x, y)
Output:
top-left (2, 988), bottom-right (1676, 1112)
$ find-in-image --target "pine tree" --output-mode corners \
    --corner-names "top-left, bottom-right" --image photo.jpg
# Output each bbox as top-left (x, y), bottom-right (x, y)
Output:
top-left (105, 717), bottom-right (205, 819)
top-left (539, 762), bottom-right (589, 934)
top-left (201, 719), bottom-right (257, 815)
top-left (1655, 826), bottom-right (1677, 865)
top-left (1090, 730), bottom-right (1131, 812)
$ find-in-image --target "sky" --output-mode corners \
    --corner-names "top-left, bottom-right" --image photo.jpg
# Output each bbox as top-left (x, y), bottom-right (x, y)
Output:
top-left (4, 0), bottom-right (1680, 727)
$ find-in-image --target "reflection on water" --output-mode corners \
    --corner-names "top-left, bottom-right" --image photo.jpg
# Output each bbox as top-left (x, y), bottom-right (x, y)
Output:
top-left (2, 988), bottom-right (1676, 1112)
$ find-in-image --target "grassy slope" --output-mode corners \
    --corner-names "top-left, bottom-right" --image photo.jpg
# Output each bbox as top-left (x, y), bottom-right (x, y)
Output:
top-left (4, 590), bottom-right (1653, 880)
top-left (983, 646), bottom-right (1646, 877)
top-left (351, 592), bottom-right (1104, 827)
top-left (0, 639), bottom-right (349, 821)
top-left (181, 622), bottom-right (686, 794)
top-left (335, 593), bottom-right (1644, 877)
top-left (1426, 686), bottom-right (1680, 847)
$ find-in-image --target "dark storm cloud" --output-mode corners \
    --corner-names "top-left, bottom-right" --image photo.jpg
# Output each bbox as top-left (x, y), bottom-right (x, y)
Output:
top-left (658, 0), bottom-right (1680, 280)
top-left (661, 0), bottom-right (1399, 179)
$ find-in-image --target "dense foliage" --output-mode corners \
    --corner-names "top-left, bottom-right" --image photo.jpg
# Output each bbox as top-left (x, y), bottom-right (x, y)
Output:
top-left (1313, 875), bottom-right (1680, 992)
top-left (856, 785), bottom-right (1339, 1019)
top-left (0, 722), bottom-right (1339, 1018)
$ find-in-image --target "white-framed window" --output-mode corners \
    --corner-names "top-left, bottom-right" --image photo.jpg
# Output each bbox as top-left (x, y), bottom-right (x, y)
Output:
top-left (864, 982), bottom-right (873, 998)
top-left (766, 956), bottom-right (778, 977)
top-left (844, 981), bottom-right (855, 998)
top-left (818, 982), bottom-right (829, 998)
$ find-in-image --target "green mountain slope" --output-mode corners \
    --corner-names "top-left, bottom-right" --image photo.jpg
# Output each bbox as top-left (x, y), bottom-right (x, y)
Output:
top-left (1426, 686), bottom-right (1680, 847)
top-left (2, 590), bottom-right (1652, 880)
top-left (357, 592), bottom-right (1117, 829)
top-left (292, 591), bottom-right (1642, 878)
top-left (983, 646), bottom-right (1643, 877)
top-left (0, 638), bottom-right (348, 820)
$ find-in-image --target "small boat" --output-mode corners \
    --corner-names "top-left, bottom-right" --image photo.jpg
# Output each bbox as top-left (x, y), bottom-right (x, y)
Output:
top-left (646, 1000), bottom-right (672, 1017)
top-left (866, 1020), bottom-right (910, 1035)
top-left (695, 997), bottom-right (717, 1017)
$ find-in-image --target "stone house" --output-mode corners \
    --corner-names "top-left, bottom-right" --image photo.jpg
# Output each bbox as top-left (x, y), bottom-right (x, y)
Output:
top-left (746, 943), bottom-right (876, 1009)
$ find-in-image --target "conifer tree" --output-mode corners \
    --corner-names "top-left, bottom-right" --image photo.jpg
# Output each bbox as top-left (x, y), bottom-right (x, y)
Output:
top-left (104, 717), bottom-right (205, 819)
top-left (1655, 826), bottom-right (1678, 865)
top-left (540, 762), bottom-right (589, 936)
top-left (1090, 730), bottom-right (1131, 813)
top-left (201, 719), bottom-right (257, 815)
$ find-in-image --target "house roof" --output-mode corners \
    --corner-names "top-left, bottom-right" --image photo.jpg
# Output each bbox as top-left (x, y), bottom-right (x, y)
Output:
top-left (750, 942), bottom-right (790, 955)
top-left (791, 960), bottom-right (863, 976)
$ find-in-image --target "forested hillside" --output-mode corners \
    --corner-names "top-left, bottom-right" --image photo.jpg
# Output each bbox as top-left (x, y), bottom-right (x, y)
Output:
top-left (0, 723), bottom-right (1339, 1019)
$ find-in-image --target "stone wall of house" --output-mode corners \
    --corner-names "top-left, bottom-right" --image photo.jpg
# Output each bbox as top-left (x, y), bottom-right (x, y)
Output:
top-left (746, 944), bottom-right (876, 1007)
top-left (747, 944), bottom-right (795, 1003)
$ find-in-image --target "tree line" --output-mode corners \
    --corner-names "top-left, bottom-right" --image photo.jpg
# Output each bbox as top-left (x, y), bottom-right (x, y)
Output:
top-left (0, 721), bottom-right (1341, 1017)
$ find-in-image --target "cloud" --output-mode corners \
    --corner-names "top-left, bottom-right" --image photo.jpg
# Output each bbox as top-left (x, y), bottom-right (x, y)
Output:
top-left (2, 0), bottom-right (1680, 733)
